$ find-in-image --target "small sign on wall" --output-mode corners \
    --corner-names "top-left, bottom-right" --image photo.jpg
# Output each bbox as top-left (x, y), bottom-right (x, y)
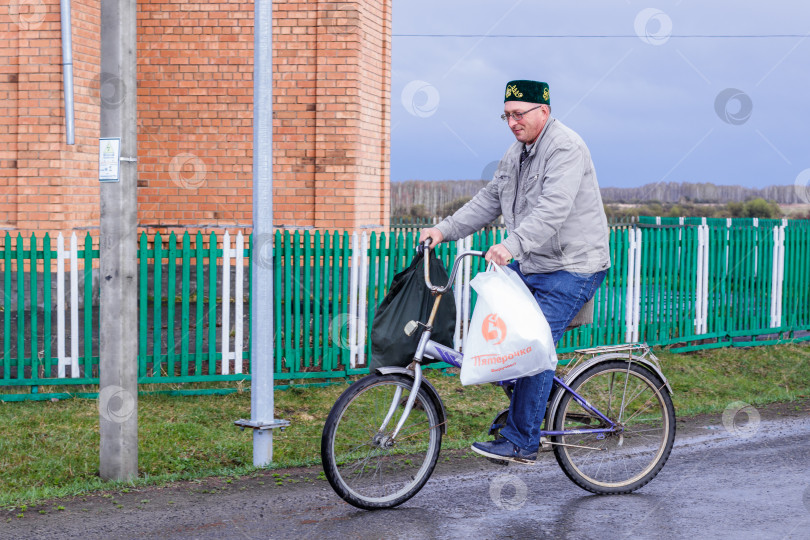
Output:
top-left (99, 137), bottom-right (121, 182)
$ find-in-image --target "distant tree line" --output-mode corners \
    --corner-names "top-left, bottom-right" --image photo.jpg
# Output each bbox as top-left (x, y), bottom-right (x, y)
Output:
top-left (603, 199), bottom-right (784, 221)
top-left (599, 182), bottom-right (805, 205)
top-left (391, 180), bottom-right (809, 222)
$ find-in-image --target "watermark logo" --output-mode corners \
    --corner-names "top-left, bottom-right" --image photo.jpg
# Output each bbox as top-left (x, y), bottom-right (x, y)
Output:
top-left (98, 385), bottom-right (136, 424)
top-left (10, 0), bottom-right (47, 31)
top-left (98, 72), bottom-right (127, 110)
top-left (794, 168), bottom-right (810, 205)
top-left (560, 240), bottom-right (604, 274)
top-left (401, 80), bottom-right (440, 118)
top-left (330, 313), bottom-right (352, 350)
top-left (634, 8), bottom-right (673, 46)
top-left (480, 160), bottom-right (502, 183)
top-left (489, 473), bottom-right (528, 511)
top-left (482, 313), bottom-right (507, 345)
top-left (169, 153), bottom-right (207, 189)
top-left (253, 233), bottom-right (274, 270)
top-left (721, 401), bottom-right (761, 439)
top-left (714, 88), bottom-right (753, 125)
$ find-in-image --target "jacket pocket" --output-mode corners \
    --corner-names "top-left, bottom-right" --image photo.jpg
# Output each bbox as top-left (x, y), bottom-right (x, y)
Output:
top-left (524, 173), bottom-right (542, 204)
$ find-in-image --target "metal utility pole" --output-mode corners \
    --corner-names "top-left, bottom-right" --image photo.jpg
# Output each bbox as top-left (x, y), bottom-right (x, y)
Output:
top-left (234, 0), bottom-right (288, 465)
top-left (98, 0), bottom-right (138, 481)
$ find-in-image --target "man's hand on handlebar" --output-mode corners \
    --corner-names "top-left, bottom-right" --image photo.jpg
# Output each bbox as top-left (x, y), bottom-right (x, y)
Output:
top-left (418, 227), bottom-right (444, 247)
top-left (485, 243), bottom-right (513, 266)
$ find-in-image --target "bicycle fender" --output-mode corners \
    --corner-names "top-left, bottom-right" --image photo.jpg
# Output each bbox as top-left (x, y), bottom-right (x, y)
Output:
top-left (564, 354), bottom-right (673, 394)
top-left (374, 367), bottom-right (448, 434)
top-left (546, 354), bottom-right (673, 431)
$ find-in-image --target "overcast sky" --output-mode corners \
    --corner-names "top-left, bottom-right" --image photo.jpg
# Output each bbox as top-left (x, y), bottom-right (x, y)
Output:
top-left (390, 0), bottom-right (810, 191)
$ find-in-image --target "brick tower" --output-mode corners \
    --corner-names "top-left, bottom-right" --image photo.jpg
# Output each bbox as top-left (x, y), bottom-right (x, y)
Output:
top-left (0, 0), bottom-right (391, 234)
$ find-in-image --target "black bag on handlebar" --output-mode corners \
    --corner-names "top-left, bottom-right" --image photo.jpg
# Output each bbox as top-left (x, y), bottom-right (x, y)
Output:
top-left (370, 249), bottom-right (456, 370)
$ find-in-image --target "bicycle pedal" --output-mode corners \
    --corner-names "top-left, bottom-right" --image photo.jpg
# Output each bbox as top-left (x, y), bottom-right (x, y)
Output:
top-left (486, 457), bottom-right (510, 466)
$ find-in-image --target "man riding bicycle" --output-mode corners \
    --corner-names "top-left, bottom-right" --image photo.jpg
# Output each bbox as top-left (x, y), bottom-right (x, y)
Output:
top-left (419, 79), bottom-right (611, 464)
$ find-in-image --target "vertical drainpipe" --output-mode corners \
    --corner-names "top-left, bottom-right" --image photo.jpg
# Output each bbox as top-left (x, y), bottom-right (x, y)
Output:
top-left (60, 0), bottom-right (75, 145)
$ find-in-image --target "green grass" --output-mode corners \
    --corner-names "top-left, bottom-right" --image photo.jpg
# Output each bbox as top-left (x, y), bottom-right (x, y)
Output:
top-left (1, 343), bottom-right (809, 507)
top-left (657, 343), bottom-right (810, 414)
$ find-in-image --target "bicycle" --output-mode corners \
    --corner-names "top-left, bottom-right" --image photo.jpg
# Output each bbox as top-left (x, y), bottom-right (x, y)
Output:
top-left (321, 243), bottom-right (676, 510)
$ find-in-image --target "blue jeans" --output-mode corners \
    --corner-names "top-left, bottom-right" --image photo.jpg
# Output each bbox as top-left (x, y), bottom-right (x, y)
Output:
top-left (499, 263), bottom-right (607, 452)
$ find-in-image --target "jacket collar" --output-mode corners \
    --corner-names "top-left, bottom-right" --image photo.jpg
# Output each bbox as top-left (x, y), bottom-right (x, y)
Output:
top-left (525, 116), bottom-right (555, 160)
top-left (504, 116), bottom-right (556, 170)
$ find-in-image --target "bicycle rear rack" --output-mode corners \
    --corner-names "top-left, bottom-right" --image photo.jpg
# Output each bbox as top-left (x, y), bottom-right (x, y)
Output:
top-left (563, 342), bottom-right (672, 395)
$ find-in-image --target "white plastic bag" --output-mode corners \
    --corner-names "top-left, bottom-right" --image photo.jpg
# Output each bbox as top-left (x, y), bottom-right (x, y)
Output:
top-left (460, 264), bottom-right (557, 385)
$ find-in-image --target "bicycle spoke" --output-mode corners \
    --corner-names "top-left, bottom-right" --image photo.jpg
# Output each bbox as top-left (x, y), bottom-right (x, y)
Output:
top-left (619, 384), bottom-right (668, 425)
top-left (622, 426), bottom-right (665, 434)
top-left (373, 454), bottom-right (385, 495)
top-left (343, 446), bottom-right (377, 480)
top-left (335, 439), bottom-right (377, 460)
top-left (620, 400), bottom-right (661, 426)
top-left (617, 366), bottom-right (632, 423)
top-left (616, 381), bottom-right (654, 418)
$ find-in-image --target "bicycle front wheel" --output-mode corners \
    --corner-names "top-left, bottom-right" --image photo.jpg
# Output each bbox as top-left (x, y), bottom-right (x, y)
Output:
top-left (321, 373), bottom-right (443, 510)
top-left (552, 361), bottom-right (675, 494)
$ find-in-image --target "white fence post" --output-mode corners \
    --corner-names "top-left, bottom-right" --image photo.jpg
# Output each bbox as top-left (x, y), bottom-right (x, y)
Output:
top-left (770, 224), bottom-right (786, 328)
top-left (725, 217), bottom-right (732, 272)
top-left (453, 238), bottom-right (464, 350)
top-left (70, 233), bottom-right (79, 377)
top-left (449, 235), bottom-right (474, 352)
top-left (752, 217), bottom-right (759, 277)
top-left (770, 225), bottom-right (779, 328)
top-left (356, 232), bottom-right (369, 367)
top-left (221, 231), bottom-right (231, 375)
top-left (776, 224), bottom-right (787, 326)
top-left (56, 233), bottom-right (80, 378)
top-left (57, 234), bottom-right (66, 378)
top-left (462, 235), bottom-right (472, 351)
top-left (700, 218), bottom-right (711, 334)
top-left (624, 229), bottom-right (635, 343)
top-left (695, 224), bottom-right (710, 335)
top-left (632, 228), bottom-right (642, 342)
top-left (349, 232), bottom-right (359, 368)
top-left (624, 228), bottom-right (642, 343)
top-left (695, 225), bottom-right (704, 335)
top-left (234, 231), bottom-right (244, 374)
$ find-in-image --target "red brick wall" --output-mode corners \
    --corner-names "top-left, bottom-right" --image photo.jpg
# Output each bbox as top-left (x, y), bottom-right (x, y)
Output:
top-left (1, 0), bottom-right (101, 234)
top-left (1, 0), bottom-right (391, 235)
top-left (271, 0), bottom-right (391, 230)
top-left (137, 0), bottom-right (255, 229)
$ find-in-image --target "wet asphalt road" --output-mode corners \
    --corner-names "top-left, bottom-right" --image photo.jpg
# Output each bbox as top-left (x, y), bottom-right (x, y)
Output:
top-left (4, 413), bottom-right (810, 540)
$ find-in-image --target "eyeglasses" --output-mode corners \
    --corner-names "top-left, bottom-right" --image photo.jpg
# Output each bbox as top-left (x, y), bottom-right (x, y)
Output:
top-left (500, 104), bottom-right (543, 122)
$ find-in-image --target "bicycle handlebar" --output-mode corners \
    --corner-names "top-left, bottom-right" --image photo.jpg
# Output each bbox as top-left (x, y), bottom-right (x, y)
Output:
top-left (420, 240), bottom-right (486, 294)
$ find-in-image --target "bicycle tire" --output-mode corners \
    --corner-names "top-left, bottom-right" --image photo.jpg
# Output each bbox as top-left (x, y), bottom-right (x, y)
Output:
top-left (321, 373), bottom-right (443, 510)
top-left (551, 360), bottom-right (675, 494)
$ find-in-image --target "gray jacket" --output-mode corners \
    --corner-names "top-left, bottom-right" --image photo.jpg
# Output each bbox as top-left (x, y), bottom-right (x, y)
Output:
top-left (435, 117), bottom-right (611, 274)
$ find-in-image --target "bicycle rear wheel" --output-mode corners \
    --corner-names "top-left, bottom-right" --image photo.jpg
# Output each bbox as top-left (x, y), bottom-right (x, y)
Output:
top-left (551, 360), bottom-right (675, 494)
top-left (321, 373), bottom-right (443, 510)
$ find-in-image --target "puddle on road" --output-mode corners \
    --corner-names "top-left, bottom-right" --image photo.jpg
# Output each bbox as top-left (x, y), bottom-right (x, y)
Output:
top-left (677, 416), bottom-right (810, 450)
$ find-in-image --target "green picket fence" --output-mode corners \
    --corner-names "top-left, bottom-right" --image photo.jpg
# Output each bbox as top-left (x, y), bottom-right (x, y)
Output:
top-left (2, 219), bottom-right (809, 400)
